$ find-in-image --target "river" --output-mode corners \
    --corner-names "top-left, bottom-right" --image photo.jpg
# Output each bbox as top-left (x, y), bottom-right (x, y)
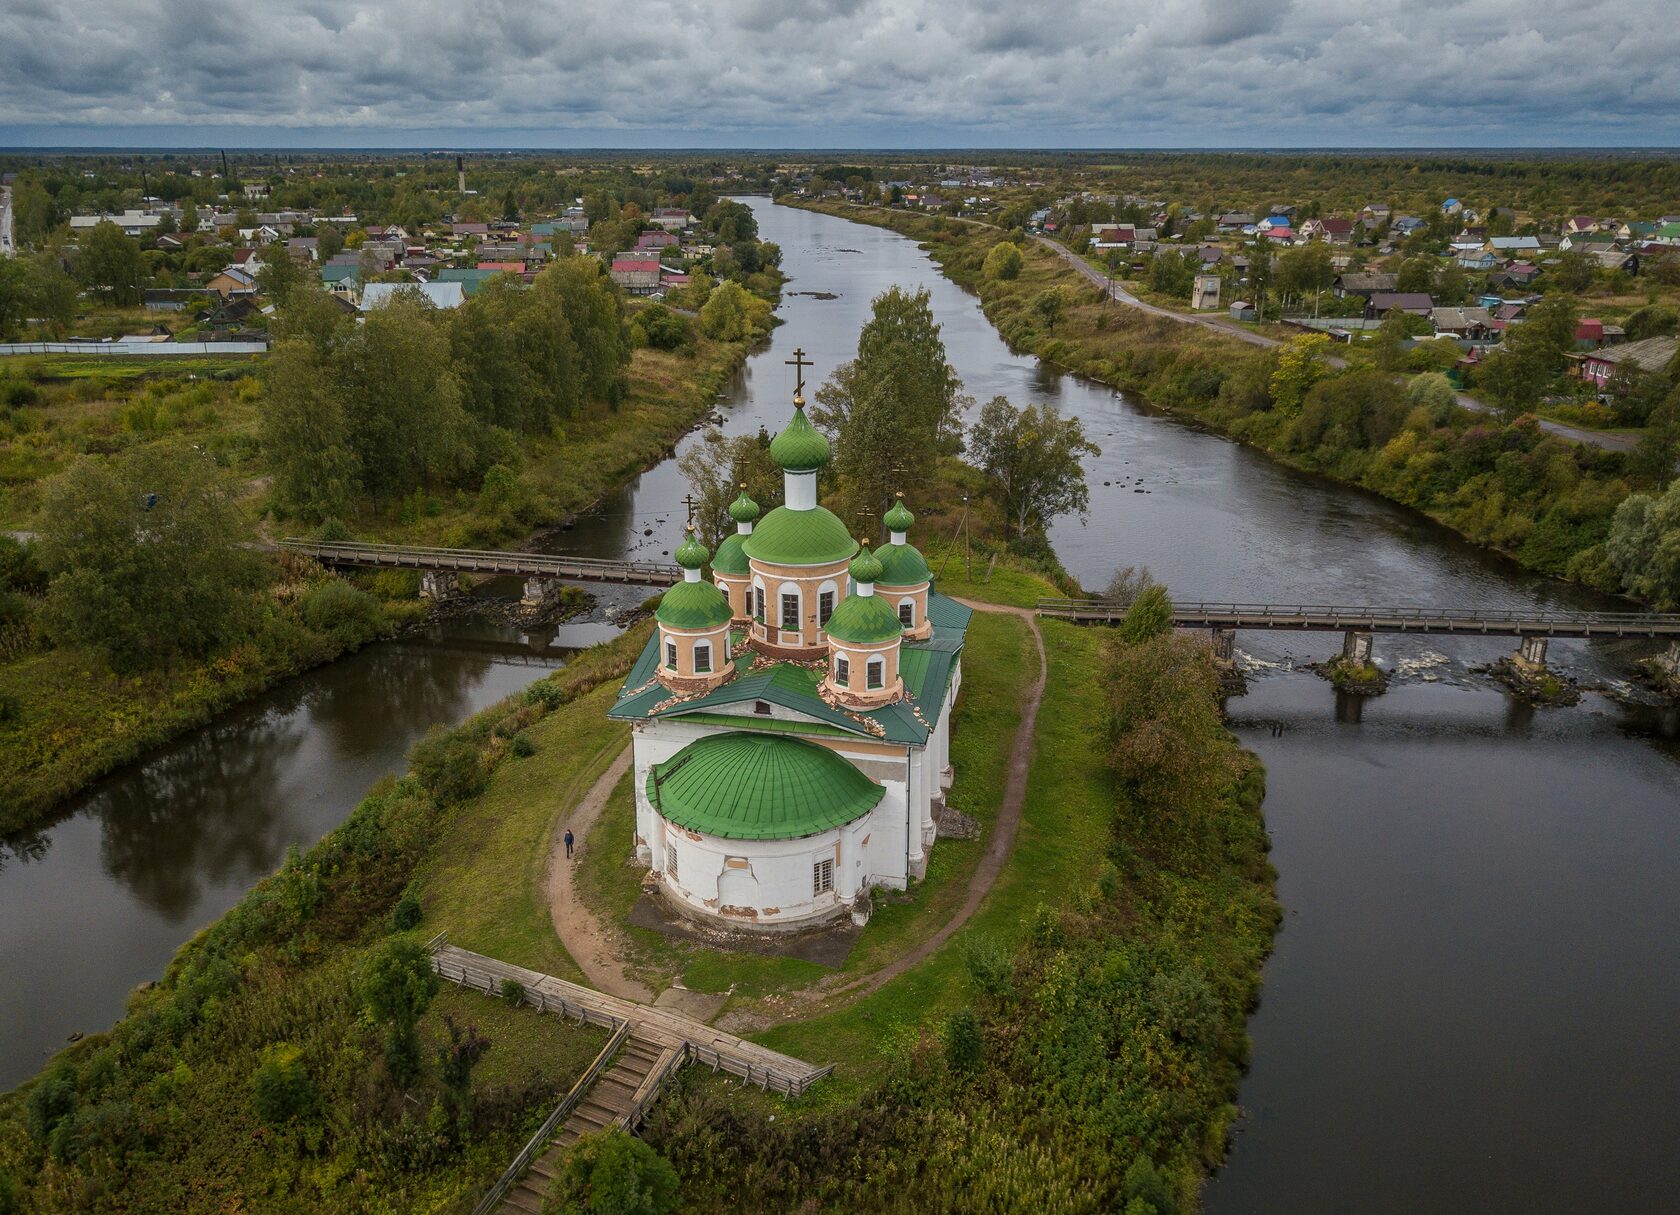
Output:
top-left (5, 199), bottom-right (1679, 1211)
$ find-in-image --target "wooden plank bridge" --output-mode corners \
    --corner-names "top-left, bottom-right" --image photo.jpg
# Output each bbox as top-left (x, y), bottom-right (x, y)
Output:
top-left (427, 938), bottom-right (833, 1215)
top-left (281, 538), bottom-right (681, 587)
top-left (1037, 599), bottom-right (1680, 640)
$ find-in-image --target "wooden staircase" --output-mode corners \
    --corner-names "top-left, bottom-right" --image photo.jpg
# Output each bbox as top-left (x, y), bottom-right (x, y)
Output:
top-left (496, 1036), bottom-right (681, 1215)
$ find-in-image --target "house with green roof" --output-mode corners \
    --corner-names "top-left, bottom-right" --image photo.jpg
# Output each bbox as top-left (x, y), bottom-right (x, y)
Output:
top-left (609, 365), bottom-right (969, 931)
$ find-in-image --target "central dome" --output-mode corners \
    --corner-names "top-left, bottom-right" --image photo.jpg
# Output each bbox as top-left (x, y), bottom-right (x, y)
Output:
top-left (741, 505), bottom-right (857, 567)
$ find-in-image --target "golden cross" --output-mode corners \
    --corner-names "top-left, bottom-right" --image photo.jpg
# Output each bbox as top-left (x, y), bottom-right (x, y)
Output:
top-left (785, 347), bottom-right (811, 398)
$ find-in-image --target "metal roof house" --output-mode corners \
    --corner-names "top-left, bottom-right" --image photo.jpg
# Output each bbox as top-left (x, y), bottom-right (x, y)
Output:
top-left (609, 377), bottom-right (968, 931)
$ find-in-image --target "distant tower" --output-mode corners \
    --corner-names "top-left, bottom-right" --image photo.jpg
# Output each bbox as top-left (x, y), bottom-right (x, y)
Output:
top-left (457, 154), bottom-right (465, 195)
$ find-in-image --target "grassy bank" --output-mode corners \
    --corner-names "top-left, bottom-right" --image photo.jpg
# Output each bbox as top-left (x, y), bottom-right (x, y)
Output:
top-left (795, 200), bottom-right (1649, 598)
top-left (0, 628), bottom-right (648, 1213)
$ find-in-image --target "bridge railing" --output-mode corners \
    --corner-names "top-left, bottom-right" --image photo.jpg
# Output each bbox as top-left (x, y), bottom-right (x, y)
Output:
top-left (280, 537), bottom-right (681, 581)
top-left (1037, 598), bottom-right (1680, 634)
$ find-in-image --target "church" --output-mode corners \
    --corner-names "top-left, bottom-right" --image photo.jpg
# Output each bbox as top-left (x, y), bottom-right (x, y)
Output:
top-left (608, 363), bottom-right (970, 931)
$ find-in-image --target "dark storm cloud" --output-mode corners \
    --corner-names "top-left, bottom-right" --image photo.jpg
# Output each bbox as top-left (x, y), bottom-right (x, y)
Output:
top-left (0, 0), bottom-right (1676, 144)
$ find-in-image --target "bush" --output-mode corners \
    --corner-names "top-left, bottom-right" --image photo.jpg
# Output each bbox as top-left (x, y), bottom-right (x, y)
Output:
top-left (962, 934), bottom-right (1013, 999)
top-left (410, 726), bottom-right (488, 803)
top-left (982, 242), bottom-right (1023, 281)
top-left (500, 978), bottom-right (526, 1006)
top-left (636, 304), bottom-right (690, 351)
top-left (944, 1009), bottom-right (982, 1072)
top-left (1119, 584), bottom-right (1173, 642)
top-left (550, 1129), bottom-right (680, 1215)
top-left (510, 732), bottom-right (536, 758)
top-left (300, 578), bottom-right (385, 646)
top-left (251, 1043), bottom-right (315, 1127)
top-left (0, 380), bottom-right (39, 408)
top-left (315, 517), bottom-right (351, 542)
top-left (388, 885), bottom-right (423, 931)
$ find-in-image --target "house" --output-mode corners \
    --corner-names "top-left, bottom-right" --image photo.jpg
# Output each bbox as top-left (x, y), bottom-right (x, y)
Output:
top-left (609, 399), bottom-right (968, 931)
top-left (1442, 198), bottom-right (1463, 215)
top-left (434, 267), bottom-right (503, 297)
top-left (1574, 319), bottom-right (1607, 349)
top-left (1558, 233), bottom-right (1616, 254)
top-left (155, 233), bottom-right (188, 251)
top-left (1358, 203), bottom-right (1392, 228)
top-left (1301, 218), bottom-right (1354, 244)
top-left (1259, 225), bottom-right (1294, 242)
top-left (1367, 292), bottom-right (1434, 318)
top-left (1591, 249), bottom-right (1640, 274)
top-left (359, 281), bottom-right (466, 311)
top-left (1488, 236), bottom-right (1541, 254)
top-left (1578, 335), bottom-right (1680, 389)
top-left (1216, 212), bottom-right (1257, 233)
top-left (1487, 263), bottom-right (1540, 290)
top-left (1334, 272), bottom-right (1398, 299)
top-left (1457, 248), bottom-right (1499, 270)
top-left (451, 222), bottom-right (491, 238)
top-left (1191, 274), bottom-right (1221, 311)
top-left (609, 256), bottom-right (662, 295)
top-left (204, 265), bottom-right (257, 297)
top-left (1258, 215), bottom-right (1292, 232)
top-left (286, 236), bottom-right (320, 262)
top-left (476, 261), bottom-right (526, 275)
top-left (1431, 307), bottom-right (1495, 340)
top-left (636, 230), bottom-right (678, 250)
top-left (651, 208), bottom-right (693, 232)
top-left (1565, 216), bottom-right (1598, 234)
top-left (1392, 216), bottom-right (1426, 236)
top-left (70, 209), bottom-right (168, 237)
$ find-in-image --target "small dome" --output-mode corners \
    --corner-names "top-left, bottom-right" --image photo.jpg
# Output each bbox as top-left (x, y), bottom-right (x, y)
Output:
top-left (884, 494), bottom-right (915, 533)
top-left (647, 733), bottom-right (884, 840)
top-left (674, 527), bottom-right (709, 570)
top-left (655, 580), bottom-right (733, 630)
top-left (876, 542), bottom-right (932, 587)
top-left (848, 542), bottom-right (884, 585)
top-left (728, 488), bottom-right (761, 524)
top-left (711, 532), bottom-right (750, 576)
top-left (768, 403), bottom-right (831, 472)
top-left (825, 590), bottom-right (904, 646)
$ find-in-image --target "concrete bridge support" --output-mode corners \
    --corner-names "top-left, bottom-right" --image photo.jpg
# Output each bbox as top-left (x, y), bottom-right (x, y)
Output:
top-left (1210, 628), bottom-right (1236, 663)
top-left (420, 570), bottom-right (459, 601)
top-left (521, 576), bottom-right (558, 608)
top-left (1341, 630), bottom-right (1374, 665)
top-left (1514, 635), bottom-right (1549, 672)
top-left (1658, 641), bottom-right (1680, 679)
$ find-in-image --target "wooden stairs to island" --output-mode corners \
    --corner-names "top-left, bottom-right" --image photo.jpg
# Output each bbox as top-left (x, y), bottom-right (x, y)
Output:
top-left (497, 1035), bottom-right (681, 1215)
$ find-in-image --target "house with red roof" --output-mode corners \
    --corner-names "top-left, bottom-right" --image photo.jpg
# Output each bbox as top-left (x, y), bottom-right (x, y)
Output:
top-left (610, 256), bottom-right (662, 295)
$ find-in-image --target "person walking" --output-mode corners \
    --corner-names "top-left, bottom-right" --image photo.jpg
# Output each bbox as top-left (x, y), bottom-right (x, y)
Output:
top-left (564, 828), bottom-right (575, 859)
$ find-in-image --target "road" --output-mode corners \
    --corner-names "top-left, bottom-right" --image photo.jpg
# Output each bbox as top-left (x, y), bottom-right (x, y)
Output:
top-left (0, 185), bottom-right (13, 257)
top-left (1034, 234), bottom-right (1638, 453)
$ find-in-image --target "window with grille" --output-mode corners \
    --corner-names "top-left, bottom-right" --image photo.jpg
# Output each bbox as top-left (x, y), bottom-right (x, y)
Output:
top-left (836, 655), bottom-right (849, 684)
top-left (753, 587), bottom-right (765, 622)
top-left (819, 590), bottom-right (835, 625)
top-left (813, 858), bottom-right (834, 895)
top-left (664, 639), bottom-right (678, 669)
top-left (781, 593), bottom-right (799, 630)
top-left (694, 642), bottom-right (711, 673)
top-left (867, 657), bottom-right (884, 689)
top-left (665, 843), bottom-right (678, 881)
top-left (898, 600), bottom-right (914, 627)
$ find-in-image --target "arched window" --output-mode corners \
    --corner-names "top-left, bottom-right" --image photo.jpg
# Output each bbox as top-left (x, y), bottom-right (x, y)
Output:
top-left (694, 641), bottom-right (712, 674)
top-left (898, 598), bottom-right (915, 628)
top-left (835, 654), bottom-right (850, 684)
top-left (867, 656), bottom-right (884, 689)
top-left (751, 580), bottom-right (766, 623)
top-left (818, 579), bottom-right (839, 627)
top-left (664, 637), bottom-right (678, 669)
top-left (778, 582), bottom-right (801, 631)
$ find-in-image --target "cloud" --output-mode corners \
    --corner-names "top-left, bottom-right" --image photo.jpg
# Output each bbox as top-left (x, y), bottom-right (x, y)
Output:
top-left (0, 0), bottom-right (1676, 145)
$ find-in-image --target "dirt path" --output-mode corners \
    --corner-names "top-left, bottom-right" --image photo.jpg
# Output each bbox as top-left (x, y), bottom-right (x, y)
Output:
top-left (823, 601), bottom-right (1047, 1002)
top-left (544, 747), bottom-right (653, 1002)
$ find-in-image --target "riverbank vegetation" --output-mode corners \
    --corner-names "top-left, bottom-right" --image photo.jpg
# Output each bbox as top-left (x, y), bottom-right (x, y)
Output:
top-left (796, 201), bottom-right (1680, 604)
top-left (0, 629), bottom-right (652, 1212)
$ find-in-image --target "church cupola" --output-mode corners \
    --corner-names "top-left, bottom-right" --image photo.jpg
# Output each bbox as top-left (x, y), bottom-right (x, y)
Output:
top-left (711, 485), bottom-right (758, 621)
top-left (655, 526), bottom-right (734, 691)
top-left (822, 540), bottom-right (905, 706)
top-left (876, 492), bottom-right (934, 640)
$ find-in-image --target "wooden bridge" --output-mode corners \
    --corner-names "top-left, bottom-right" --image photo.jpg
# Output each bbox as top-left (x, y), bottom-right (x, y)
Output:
top-left (428, 938), bottom-right (832, 1215)
top-left (1037, 599), bottom-right (1680, 640)
top-left (281, 538), bottom-right (681, 587)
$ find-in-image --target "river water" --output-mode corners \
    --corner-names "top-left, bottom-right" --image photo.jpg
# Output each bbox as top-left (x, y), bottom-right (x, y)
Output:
top-left (5, 200), bottom-right (1679, 1211)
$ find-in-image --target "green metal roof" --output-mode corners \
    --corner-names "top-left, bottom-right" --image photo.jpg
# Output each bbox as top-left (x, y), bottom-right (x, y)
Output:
top-left (768, 404), bottom-right (831, 471)
top-left (848, 545), bottom-right (884, 584)
top-left (741, 505), bottom-right (857, 567)
top-left (321, 264), bottom-right (359, 283)
top-left (654, 580), bottom-right (732, 629)
top-left (876, 542), bottom-right (931, 587)
top-left (674, 528), bottom-right (708, 570)
top-left (825, 591), bottom-right (903, 645)
top-left (611, 590), bottom-right (972, 745)
top-left (884, 497), bottom-right (915, 532)
top-left (712, 532), bottom-right (750, 576)
top-left (647, 733), bottom-right (883, 840)
top-left (728, 491), bottom-right (761, 524)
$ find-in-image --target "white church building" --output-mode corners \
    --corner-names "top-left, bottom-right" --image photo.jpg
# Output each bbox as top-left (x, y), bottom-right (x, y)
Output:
top-left (608, 378), bottom-right (970, 931)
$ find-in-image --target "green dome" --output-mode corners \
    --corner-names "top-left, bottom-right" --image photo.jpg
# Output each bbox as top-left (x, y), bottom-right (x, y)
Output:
top-left (825, 591), bottom-right (904, 646)
top-left (742, 505), bottom-right (858, 567)
top-left (848, 544), bottom-right (883, 585)
top-left (674, 527), bottom-right (709, 570)
top-left (655, 580), bottom-right (732, 630)
top-left (647, 732), bottom-right (884, 840)
top-left (711, 532), bottom-right (750, 576)
top-left (768, 404), bottom-right (831, 472)
top-left (876, 542), bottom-right (931, 587)
top-left (884, 496), bottom-right (915, 532)
top-left (728, 489), bottom-right (761, 524)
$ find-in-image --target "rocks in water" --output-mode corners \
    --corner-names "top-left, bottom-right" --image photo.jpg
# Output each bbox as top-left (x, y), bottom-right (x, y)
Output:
top-left (1478, 658), bottom-right (1582, 707)
top-left (1309, 656), bottom-right (1390, 696)
top-left (643, 528), bottom-right (654, 536)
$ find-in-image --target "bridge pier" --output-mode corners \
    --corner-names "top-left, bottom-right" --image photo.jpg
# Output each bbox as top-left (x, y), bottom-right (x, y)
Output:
top-left (420, 570), bottom-right (459, 601)
top-left (1658, 641), bottom-right (1680, 679)
top-left (1513, 635), bottom-right (1548, 673)
top-left (1341, 630), bottom-right (1373, 665)
top-left (521, 576), bottom-right (558, 608)
top-left (1210, 628), bottom-right (1236, 663)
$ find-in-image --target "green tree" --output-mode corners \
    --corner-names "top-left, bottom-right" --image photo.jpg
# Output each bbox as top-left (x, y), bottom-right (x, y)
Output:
top-left (548, 1130), bottom-right (680, 1215)
top-left (1631, 390), bottom-right (1680, 488)
top-left (251, 1043), bottom-right (315, 1127)
top-left (699, 279), bottom-right (752, 341)
top-left (1395, 256), bottom-right (1437, 296)
top-left (1031, 287), bottom-right (1067, 334)
top-left (0, 258), bottom-right (29, 340)
top-left (1551, 250), bottom-right (1596, 293)
top-left (76, 221), bottom-right (145, 304)
top-left (1477, 294), bottom-right (1577, 422)
top-left (1276, 243), bottom-right (1334, 313)
top-left (811, 286), bottom-right (966, 517)
top-left (262, 338), bottom-right (357, 521)
top-left (1147, 250), bottom-right (1194, 299)
top-left (1119, 584), bottom-right (1174, 643)
top-left (35, 444), bottom-right (260, 670)
top-left (966, 396), bottom-right (1100, 540)
top-left (180, 200), bottom-right (199, 235)
top-left (982, 241), bottom-right (1023, 281)
top-left (944, 1009), bottom-right (982, 1072)
top-left (1406, 371), bottom-right (1459, 425)
top-left (1103, 632), bottom-right (1235, 822)
top-left (1371, 308), bottom-right (1411, 371)
top-left (1268, 333), bottom-right (1331, 415)
top-left (256, 241), bottom-right (302, 304)
top-left (678, 428), bottom-right (779, 546)
top-left (357, 939), bottom-right (438, 1086)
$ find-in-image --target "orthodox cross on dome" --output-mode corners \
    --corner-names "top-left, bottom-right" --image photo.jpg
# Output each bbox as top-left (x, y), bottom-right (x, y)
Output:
top-left (855, 504), bottom-right (876, 533)
top-left (682, 492), bottom-right (698, 527)
top-left (785, 347), bottom-right (812, 400)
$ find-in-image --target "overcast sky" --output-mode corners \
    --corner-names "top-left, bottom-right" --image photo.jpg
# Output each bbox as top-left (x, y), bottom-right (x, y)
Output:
top-left (2, 0), bottom-right (1677, 148)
